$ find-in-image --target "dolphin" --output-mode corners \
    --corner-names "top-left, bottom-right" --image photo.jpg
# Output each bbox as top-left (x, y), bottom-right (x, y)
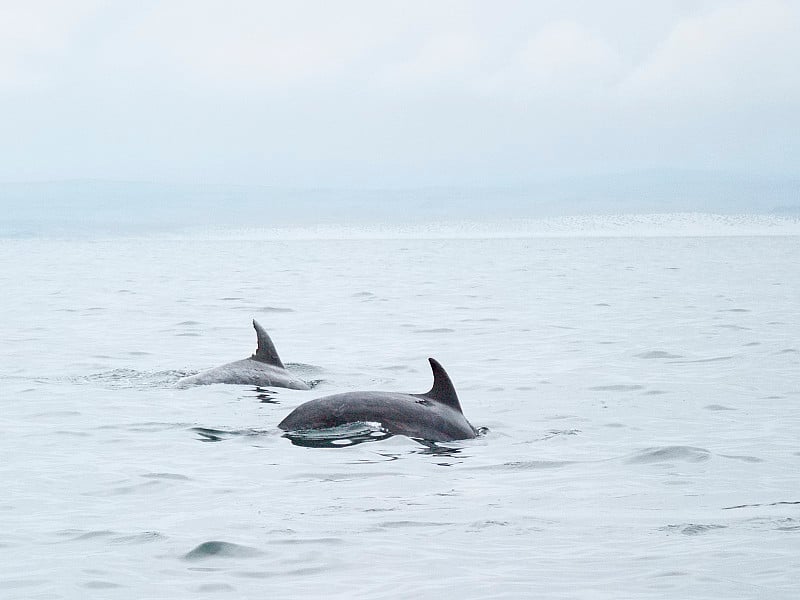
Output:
top-left (278, 358), bottom-right (477, 442)
top-left (176, 320), bottom-right (310, 390)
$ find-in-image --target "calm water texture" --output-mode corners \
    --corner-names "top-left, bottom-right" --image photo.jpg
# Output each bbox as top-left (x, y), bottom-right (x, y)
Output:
top-left (1, 235), bottom-right (799, 598)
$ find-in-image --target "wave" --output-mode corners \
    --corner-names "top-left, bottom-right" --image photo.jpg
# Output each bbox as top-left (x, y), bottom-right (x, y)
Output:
top-left (138, 213), bottom-right (800, 240)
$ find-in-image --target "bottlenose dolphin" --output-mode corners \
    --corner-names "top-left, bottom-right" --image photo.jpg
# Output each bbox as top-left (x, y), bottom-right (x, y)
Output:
top-left (278, 358), bottom-right (477, 441)
top-left (176, 320), bottom-right (310, 390)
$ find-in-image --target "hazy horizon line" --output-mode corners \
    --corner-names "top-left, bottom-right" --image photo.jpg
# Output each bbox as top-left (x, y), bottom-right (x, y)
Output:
top-left (1, 168), bottom-right (798, 190)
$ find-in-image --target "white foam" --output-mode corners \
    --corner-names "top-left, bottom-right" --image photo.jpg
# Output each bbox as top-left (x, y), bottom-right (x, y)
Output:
top-left (148, 213), bottom-right (800, 241)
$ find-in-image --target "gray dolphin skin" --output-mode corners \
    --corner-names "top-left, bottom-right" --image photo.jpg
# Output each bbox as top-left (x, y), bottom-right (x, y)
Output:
top-left (278, 358), bottom-right (477, 441)
top-left (176, 320), bottom-right (310, 390)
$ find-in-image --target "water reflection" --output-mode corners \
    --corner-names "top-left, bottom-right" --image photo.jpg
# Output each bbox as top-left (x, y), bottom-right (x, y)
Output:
top-left (282, 423), bottom-right (394, 448)
top-left (191, 427), bottom-right (230, 442)
top-left (282, 427), bottom-right (474, 465)
top-left (413, 440), bottom-right (464, 456)
top-left (251, 387), bottom-right (279, 403)
top-left (190, 426), bottom-right (270, 443)
top-left (281, 424), bottom-right (486, 456)
top-left (189, 423), bottom-right (481, 459)
top-left (411, 440), bottom-right (467, 466)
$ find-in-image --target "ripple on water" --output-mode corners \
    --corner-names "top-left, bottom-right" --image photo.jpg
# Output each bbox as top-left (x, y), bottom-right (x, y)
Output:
top-left (110, 532), bottom-right (165, 545)
top-left (467, 520), bottom-right (513, 531)
top-left (83, 580), bottom-right (124, 589)
top-left (486, 460), bottom-right (574, 471)
top-left (141, 472), bottom-right (190, 481)
top-left (70, 369), bottom-right (191, 389)
top-left (731, 516), bottom-right (800, 533)
top-left (660, 524), bottom-right (727, 536)
top-left (190, 426), bottom-right (270, 443)
top-left (719, 454), bottom-right (764, 463)
top-left (195, 584), bottom-right (236, 592)
top-left (722, 500), bottom-right (800, 510)
top-left (589, 384), bottom-right (644, 392)
top-left (184, 541), bottom-right (263, 560)
top-left (0, 579), bottom-right (48, 591)
top-left (61, 530), bottom-right (116, 542)
top-left (375, 521), bottom-right (453, 530)
top-left (83, 480), bottom-right (161, 497)
top-left (459, 317), bottom-right (501, 322)
top-left (106, 421), bottom-right (192, 433)
top-left (294, 471), bottom-right (400, 482)
top-left (268, 536), bottom-right (344, 546)
top-left (54, 528), bottom-right (157, 548)
top-left (31, 410), bottom-right (82, 419)
top-left (627, 446), bottom-right (711, 464)
top-left (635, 351), bottom-right (684, 359)
top-left (775, 518), bottom-right (800, 531)
top-left (538, 429), bottom-right (580, 441)
top-left (716, 324), bottom-right (752, 331)
top-left (668, 356), bottom-right (734, 364)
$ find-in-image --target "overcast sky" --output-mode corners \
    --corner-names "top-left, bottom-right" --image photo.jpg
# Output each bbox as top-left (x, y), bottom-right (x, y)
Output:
top-left (1, 0), bottom-right (798, 187)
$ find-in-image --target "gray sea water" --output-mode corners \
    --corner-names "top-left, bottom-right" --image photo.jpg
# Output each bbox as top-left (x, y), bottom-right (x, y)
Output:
top-left (2, 231), bottom-right (799, 598)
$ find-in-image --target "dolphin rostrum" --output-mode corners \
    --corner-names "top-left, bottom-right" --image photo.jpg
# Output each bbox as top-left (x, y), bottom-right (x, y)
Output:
top-left (278, 358), bottom-right (477, 441)
top-left (176, 320), bottom-right (310, 390)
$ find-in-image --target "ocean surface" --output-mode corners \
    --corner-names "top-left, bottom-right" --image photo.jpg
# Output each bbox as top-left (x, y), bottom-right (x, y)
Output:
top-left (2, 223), bottom-right (799, 598)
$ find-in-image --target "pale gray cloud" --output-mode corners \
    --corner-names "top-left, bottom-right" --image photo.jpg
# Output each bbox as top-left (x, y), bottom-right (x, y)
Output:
top-left (620, 0), bottom-right (800, 103)
top-left (0, 1), bottom-right (103, 90)
top-left (0, 0), bottom-right (797, 186)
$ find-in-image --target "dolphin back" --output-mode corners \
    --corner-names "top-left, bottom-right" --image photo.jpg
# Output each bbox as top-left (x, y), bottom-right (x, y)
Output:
top-left (278, 358), bottom-right (476, 441)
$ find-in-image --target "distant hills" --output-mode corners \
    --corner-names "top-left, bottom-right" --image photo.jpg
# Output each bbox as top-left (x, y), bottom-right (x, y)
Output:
top-left (0, 171), bottom-right (797, 237)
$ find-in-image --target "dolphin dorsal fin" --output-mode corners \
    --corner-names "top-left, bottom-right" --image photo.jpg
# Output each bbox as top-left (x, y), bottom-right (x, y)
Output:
top-left (423, 358), bottom-right (463, 413)
top-left (251, 320), bottom-right (285, 368)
